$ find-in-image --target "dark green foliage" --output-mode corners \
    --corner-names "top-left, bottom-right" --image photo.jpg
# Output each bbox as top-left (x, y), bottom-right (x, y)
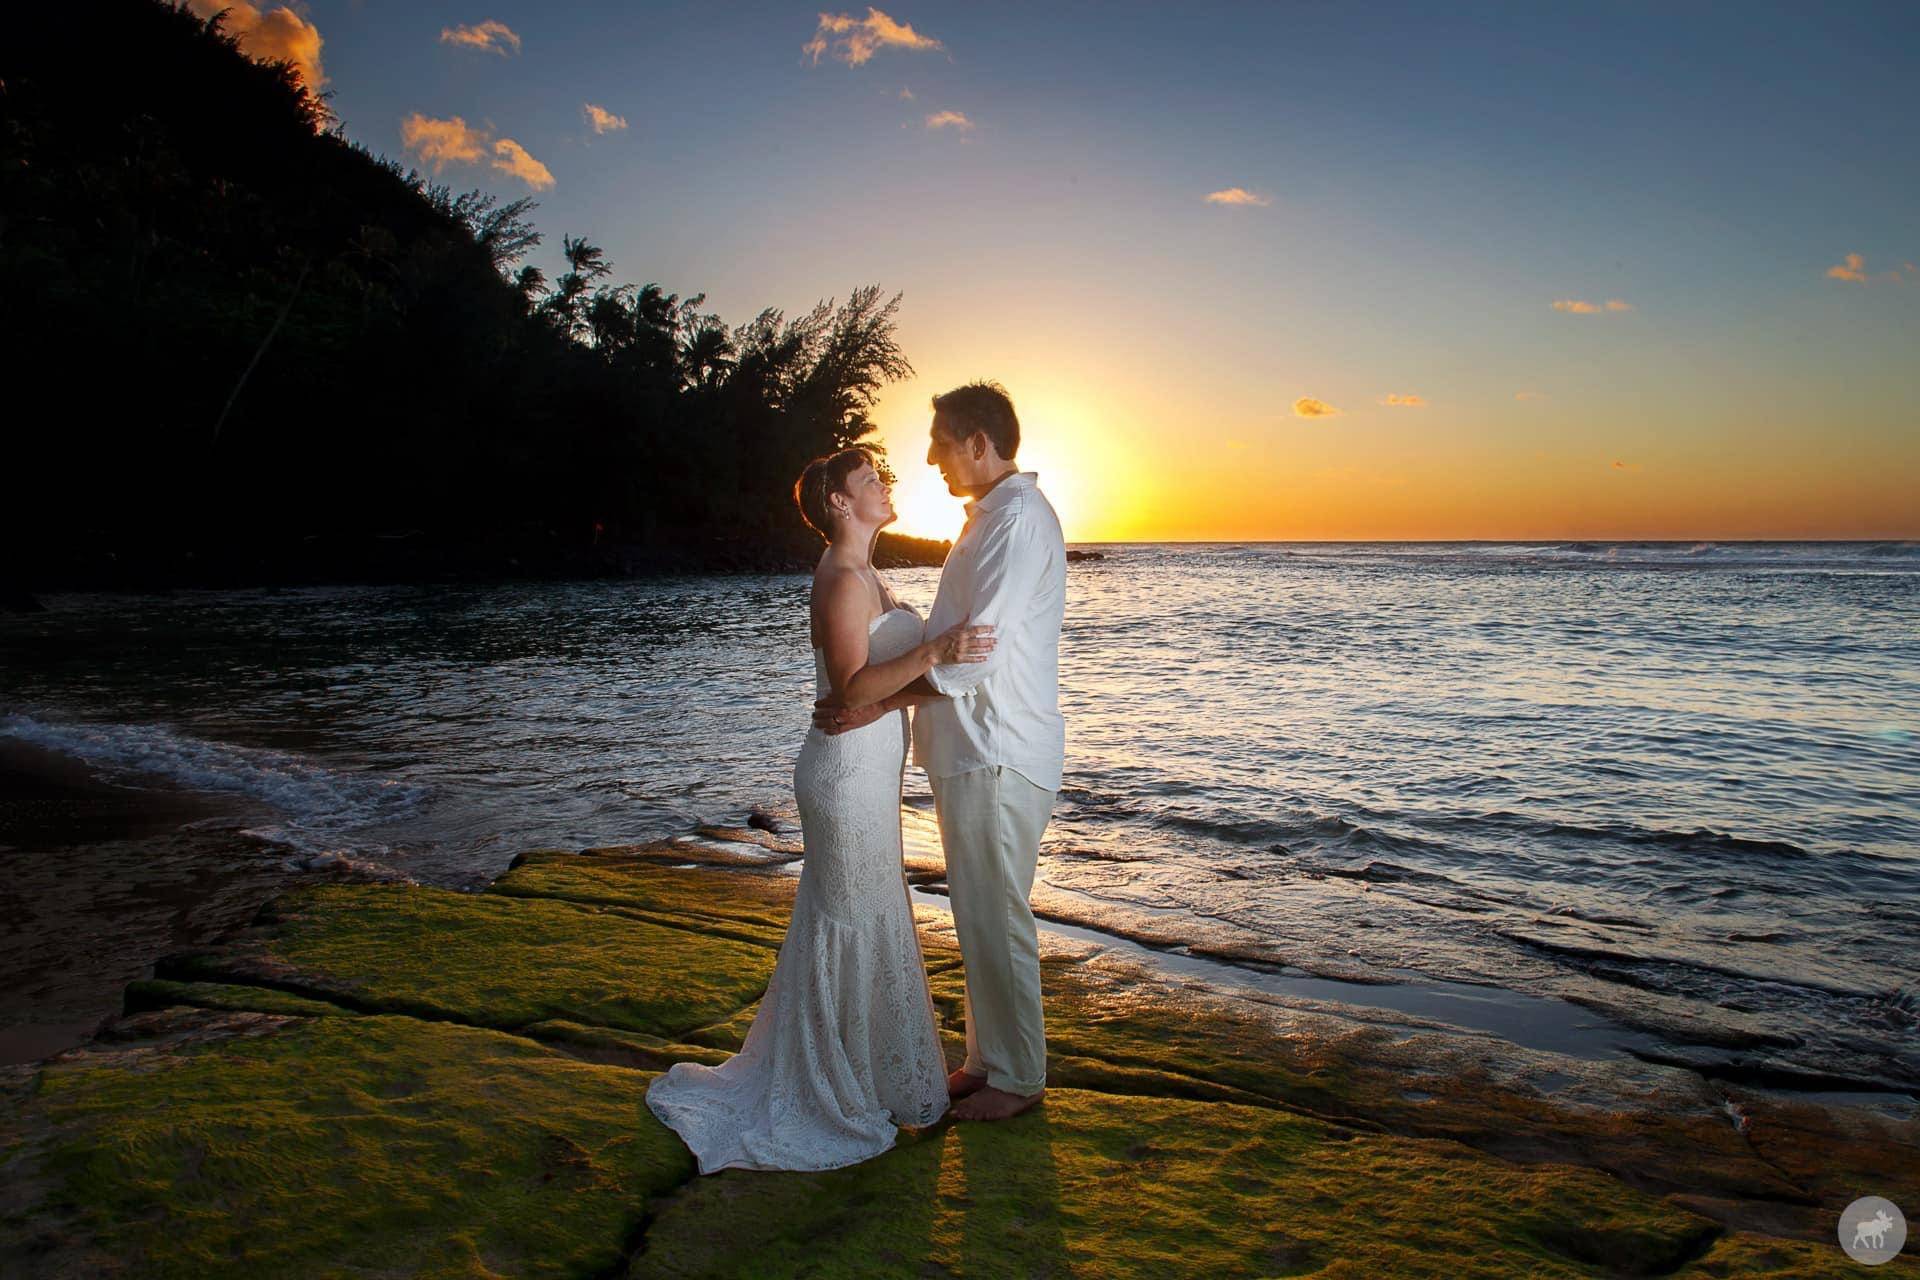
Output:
top-left (0, 0), bottom-right (916, 587)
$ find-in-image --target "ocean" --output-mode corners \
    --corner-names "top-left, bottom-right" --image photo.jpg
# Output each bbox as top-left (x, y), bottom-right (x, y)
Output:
top-left (3, 541), bottom-right (1916, 1093)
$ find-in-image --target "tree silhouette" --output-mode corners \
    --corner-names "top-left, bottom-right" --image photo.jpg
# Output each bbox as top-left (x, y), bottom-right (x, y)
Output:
top-left (0, 0), bottom-right (934, 588)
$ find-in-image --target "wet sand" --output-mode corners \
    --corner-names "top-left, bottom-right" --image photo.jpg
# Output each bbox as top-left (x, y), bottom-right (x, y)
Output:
top-left (0, 739), bottom-right (301, 1064)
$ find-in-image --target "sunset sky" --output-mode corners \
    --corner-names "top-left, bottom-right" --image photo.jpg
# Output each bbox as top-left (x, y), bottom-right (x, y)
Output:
top-left (206, 0), bottom-right (1918, 542)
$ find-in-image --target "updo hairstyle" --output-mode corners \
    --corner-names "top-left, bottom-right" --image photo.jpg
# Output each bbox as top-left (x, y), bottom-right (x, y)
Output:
top-left (793, 446), bottom-right (878, 541)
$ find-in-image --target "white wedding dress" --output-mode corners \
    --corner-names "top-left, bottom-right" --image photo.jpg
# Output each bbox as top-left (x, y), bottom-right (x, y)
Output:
top-left (645, 604), bottom-right (950, 1173)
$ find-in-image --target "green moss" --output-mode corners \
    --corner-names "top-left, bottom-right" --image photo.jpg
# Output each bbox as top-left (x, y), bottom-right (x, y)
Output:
top-left (678, 1001), bottom-right (763, 1053)
top-left (519, 1019), bottom-right (733, 1069)
top-left (1676, 1231), bottom-right (1917, 1278)
top-left (162, 881), bottom-right (775, 1042)
top-left (491, 850), bottom-right (967, 970)
top-left (960, 961), bottom-right (1347, 1106)
top-left (7, 856), bottom-right (1902, 1279)
top-left (488, 849), bottom-right (800, 948)
top-left (123, 978), bottom-right (355, 1019)
top-left (928, 959), bottom-right (1816, 1211)
top-left (20, 1013), bottom-right (690, 1279)
top-left (630, 1089), bottom-right (1733, 1279)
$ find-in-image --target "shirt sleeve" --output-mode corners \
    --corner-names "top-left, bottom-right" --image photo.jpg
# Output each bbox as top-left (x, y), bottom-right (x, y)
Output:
top-left (924, 507), bottom-right (1049, 698)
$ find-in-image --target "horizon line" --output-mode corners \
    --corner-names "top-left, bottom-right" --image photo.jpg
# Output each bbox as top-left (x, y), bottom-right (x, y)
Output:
top-left (885, 535), bottom-right (1920, 546)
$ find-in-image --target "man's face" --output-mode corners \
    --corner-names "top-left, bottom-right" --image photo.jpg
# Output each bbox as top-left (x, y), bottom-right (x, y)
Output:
top-left (926, 413), bottom-right (984, 494)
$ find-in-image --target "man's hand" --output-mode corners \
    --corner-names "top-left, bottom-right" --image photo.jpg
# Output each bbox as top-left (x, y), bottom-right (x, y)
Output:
top-left (813, 694), bottom-right (895, 736)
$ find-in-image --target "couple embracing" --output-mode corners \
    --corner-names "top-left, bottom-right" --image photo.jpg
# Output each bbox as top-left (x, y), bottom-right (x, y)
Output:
top-left (646, 380), bottom-right (1066, 1173)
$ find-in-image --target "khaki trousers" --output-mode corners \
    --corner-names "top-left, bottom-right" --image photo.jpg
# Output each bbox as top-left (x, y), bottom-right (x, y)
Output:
top-left (929, 764), bottom-right (1056, 1095)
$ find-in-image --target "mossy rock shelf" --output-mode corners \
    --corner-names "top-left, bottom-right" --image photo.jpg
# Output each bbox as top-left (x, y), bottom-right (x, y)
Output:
top-left (1, 844), bottom-right (1912, 1278)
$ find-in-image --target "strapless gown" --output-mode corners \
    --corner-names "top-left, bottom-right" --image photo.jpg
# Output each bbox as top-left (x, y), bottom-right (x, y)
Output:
top-left (644, 605), bottom-right (950, 1172)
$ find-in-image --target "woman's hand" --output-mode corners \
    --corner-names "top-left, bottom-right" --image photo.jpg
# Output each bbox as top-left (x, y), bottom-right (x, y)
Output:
top-left (814, 693), bottom-right (894, 736)
top-left (929, 618), bottom-right (995, 666)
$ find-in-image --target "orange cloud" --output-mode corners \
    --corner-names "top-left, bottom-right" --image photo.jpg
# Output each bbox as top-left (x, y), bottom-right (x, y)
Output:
top-left (1514, 390), bottom-right (1547, 401)
top-left (400, 114), bottom-right (554, 190)
top-left (1611, 459), bottom-right (1642, 471)
top-left (400, 114), bottom-right (487, 169)
top-left (1205, 187), bottom-right (1271, 207)
top-left (925, 110), bottom-right (973, 131)
top-left (440, 19), bottom-right (521, 55)
top-left (1293, 398), bottom-right (1341, 419)
top-left (804, 8), bottom-right (942, 66)
top-left (184, 0), bottom-right (325, 93)
top-left (900, 86), bottom-right (915, 100)
top-left (1552, 298), bottom-right (1632, 314)
top-left (1825, 252), bottom-right (1868, 283)
top-left (491, 138), bottom-right (555, 189)
top-left (1379, 393), bottom-right (1427, 407)
top-left (583, 103), bottom-right (627, 134)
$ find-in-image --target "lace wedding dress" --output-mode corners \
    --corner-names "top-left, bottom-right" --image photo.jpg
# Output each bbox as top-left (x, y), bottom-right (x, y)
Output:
top-left (645, 604), bottom-right (950, 1173)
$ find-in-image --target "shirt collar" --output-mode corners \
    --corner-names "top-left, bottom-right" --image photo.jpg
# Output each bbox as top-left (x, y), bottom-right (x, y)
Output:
top-left (963, 470), bottom-right (1037, 520)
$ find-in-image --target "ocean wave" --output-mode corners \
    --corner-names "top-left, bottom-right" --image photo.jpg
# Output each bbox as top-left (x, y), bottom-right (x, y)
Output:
top-left (1498, 925), bottom-right (1905, 1005)
top-left (1477, 811), bottom-right (1917, 871)
top-left (0, 713), bottom-right (427, 850)
top-left (279, 848), bottom-right (417, 883)
top-left (1483, 813), bottom-right (1820, 860)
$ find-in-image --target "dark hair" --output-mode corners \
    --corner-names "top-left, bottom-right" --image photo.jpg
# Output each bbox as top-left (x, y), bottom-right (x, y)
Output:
top-left (930, 380), bottom-right (1020, 460)
top-left (793, 446), bottom-right (877, 541)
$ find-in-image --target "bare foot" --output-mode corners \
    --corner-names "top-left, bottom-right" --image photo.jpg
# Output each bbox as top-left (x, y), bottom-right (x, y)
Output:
top-left (951, 1085), bottom-right (1045, 1122)
top-left (947, 1067), bottom-right (988, 1100)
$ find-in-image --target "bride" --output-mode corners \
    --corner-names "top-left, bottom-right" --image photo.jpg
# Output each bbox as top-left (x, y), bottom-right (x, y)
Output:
top-left (645, 445), bottom-right (995, 1173)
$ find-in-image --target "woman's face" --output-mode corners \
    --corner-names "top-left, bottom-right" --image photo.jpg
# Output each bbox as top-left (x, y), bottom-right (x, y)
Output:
top-left (836, 462), bottom-right (896, 530)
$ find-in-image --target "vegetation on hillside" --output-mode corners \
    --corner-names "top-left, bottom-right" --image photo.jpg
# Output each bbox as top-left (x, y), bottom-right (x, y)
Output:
top-left (0, 0), bottom-right (934, 588)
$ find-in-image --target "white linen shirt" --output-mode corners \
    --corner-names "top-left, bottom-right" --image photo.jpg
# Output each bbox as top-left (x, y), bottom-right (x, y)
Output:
top-left (911, 471), bottom-right (1067, 792)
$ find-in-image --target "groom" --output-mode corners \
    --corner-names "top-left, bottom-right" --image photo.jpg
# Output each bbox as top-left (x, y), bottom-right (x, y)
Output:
top-left (816, 380), bottom-right (1067, 1123)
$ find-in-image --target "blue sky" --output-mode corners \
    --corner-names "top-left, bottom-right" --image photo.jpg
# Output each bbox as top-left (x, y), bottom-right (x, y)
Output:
top-left (234, 0), bottom-right (1920, 538)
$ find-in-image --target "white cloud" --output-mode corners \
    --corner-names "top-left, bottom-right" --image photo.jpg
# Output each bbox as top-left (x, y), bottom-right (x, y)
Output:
top-left (184, 0), bottom-right (325, 93)
top-left (804, 8), bottom-right (942, 66)
top-left (400, 113), bottom-right (554, 191)
top-left (1205, 187), bottom-right (1271, 207)
top-left (440, 19), bottom-right (521, 56)
top-left (583, 103), bottom-right (628, 135)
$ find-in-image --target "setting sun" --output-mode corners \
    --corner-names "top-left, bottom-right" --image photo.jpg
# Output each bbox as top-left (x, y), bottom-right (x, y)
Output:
top-left (874, 383), bottom-right (1151, 543)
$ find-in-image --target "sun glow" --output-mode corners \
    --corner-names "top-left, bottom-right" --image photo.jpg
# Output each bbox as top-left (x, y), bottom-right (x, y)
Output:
top-left (873, 383), bottom-right (1149, 544)
top-left (887, 465), bottom-right (965, 543)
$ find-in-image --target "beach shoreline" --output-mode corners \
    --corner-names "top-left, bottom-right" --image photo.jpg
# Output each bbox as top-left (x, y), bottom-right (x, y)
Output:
top-left (4, 735), bottom-right (1916, 1110)
top-left (0, 738), bottom-right (307, 1064)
